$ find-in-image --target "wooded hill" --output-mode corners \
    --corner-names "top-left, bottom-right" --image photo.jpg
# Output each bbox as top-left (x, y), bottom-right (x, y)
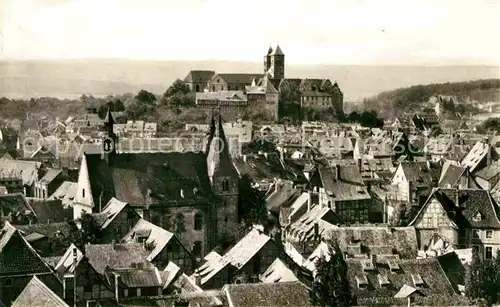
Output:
top-left (361, 79), bottom-right (500, 118)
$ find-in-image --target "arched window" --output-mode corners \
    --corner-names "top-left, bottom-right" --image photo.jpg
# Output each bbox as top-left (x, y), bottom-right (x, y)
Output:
top-left (194, 213), bottom-right (203, 231)
top-left (221, 179), bottom-right (229, 192)
top-left (82, 188), bottom-right (85, 198)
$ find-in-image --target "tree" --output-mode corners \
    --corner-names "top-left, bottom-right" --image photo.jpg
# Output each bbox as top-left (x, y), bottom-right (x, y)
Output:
top-left (238, 174), bottom-right (268, 227)
top-left (465, 249), bottom-right (487, 302)
top-left (162, 79), bottom-right (194, 107)
top-left (310, 243), bottom-right (355, 307)
top-left (135, 90), bottom-right (157, 106)
top-left (278, 81), bottom-right (301, 122)
top-left (78, 212), bottom-right (101, 246)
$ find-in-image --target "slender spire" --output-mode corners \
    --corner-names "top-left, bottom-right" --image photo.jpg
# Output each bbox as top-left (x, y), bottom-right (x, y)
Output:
top-left (271, 43), bottom-right (284, 56)
top-left (206, 106), bottom-right (231, 182)
top-left (103, 107), bottom-right (115, 125)
top-left (267, 45), bottom-right (273, 55)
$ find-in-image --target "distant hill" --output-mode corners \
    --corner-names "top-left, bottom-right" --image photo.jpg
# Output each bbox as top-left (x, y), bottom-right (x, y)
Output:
top-left (1, 59), bottom-right (499, 102)
top-left (360, 79), bottom-right (500, 118)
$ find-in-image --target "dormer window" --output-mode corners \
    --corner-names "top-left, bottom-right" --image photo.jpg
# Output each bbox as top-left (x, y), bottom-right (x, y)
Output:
top-left (361, 259), bottom-right (375, 271)
top-left (355, 274), bottom-right (368, 289)
top-left (378, 273), bottom-right (390, 287)
top-left (387, 259), bottom-right (400, 272)
top-left (411, 274), bottom-right (424, 287)
top-left (473, 212), bottom-right (483, 222)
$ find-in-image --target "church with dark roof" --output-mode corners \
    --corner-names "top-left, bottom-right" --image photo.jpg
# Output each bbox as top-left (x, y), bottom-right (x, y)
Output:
top-left (73, 109), bottom-right (240, 258)
top-left (183, 44), bottom-right (344, 121)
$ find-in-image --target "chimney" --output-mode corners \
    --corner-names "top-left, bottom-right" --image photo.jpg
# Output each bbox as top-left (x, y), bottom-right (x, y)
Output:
top-left (307, 191), bottom-right (313, 212)
top-left (486, 145), bottom-right (492, 166)
top-left (73, 247), bottom-right (77, 307)
top-left (335, 165), bottom-right (341, 181)
top-left (243, 154), bottom-right (247, 162)
top-left (194, 269), bottom-right (201, 286)
top-left (114, 273), bottom-right (120, 302)
top-left (314, 222), bottom-right (319, 242)
top-left (407, 181), bottom-right (413, 205)
top-left (264, 152), bottom-right (268, 159)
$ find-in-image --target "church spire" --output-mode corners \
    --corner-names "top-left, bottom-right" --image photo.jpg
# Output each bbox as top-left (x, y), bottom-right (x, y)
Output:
top-left (206, 106), bottom-right (231, 182)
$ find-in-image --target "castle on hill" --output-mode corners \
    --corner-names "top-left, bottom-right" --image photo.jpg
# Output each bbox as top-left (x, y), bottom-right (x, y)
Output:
top-left (183, 44), bottom-right (344, 121)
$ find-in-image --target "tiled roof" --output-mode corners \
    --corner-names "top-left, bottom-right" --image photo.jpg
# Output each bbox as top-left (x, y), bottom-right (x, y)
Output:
top-left (315, 166), bottom-right (371, 201)
top-left (411, 188), bottom-right (500, 229)
top-left (16, 222), bottom-right (78, 241)
top-left (84, 243), bottom-right (150, 275)
top-left (107, 267), bottom-right (163, 288)
top-left (213, 73), bottom-right (264, 85)
top-left (184, 70), bottom-right (215, 83)
top-left (326, 226), bottom-right (418, 258)
top-left (223, 281), bottom-right (314, 307)
top-left (398, 161), bottom-right (440, 187)
top-left (0, 158), bottom-right (41, 185)
top-left (122, 219), bottom-right (175, 261)
top-left (259, 258), bottom-right (298, 283)
top-left (29, 199), bottom-right (72, 223)
top-left (266, 182), bottom-right (300, 214)
top-left (347, 257), bottom-right (458, 302)
top-left (438, 165), bottom-right (467, 188)
top-left (0, 193), bottom-right (33, 217)
top-left (287, 205), bottom-right (342, 241)
top-left (424, 134), bottom-right (454, 155)
top-left (97, 197), bottom-right (129, 229)
top-left (85, 152), bottom-right (215, 207)
top-left (160, 261), bottom-right (181, 289)
top-left (461, 140), bottom-right (490, 172)
top-left (47, 181), bottom-right (77, 207)
top-left (475, 161), bottom-right (500, 180)
top-left (11, 276), bottom-right (69, 307)
top-left (39, 169), bottom-right (62, 184)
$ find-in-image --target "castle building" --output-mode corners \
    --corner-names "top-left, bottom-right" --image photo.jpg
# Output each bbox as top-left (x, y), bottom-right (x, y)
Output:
top-left (184, 44), bottom-right (344, 121)
top-left (73, 109), bottom-right (240, 258)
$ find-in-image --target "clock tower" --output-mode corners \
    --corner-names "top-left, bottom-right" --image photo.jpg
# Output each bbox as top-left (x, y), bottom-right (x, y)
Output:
top-left (101, 108), bottom-right (117, 165)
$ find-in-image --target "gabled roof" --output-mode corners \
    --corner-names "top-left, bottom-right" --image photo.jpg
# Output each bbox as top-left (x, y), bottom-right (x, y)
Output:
top-left (121, 219), bottom-right (176, 262)
top-left (410, 188), bottom-right (500, 229)
top-left (29, 199), bottom-right (72, 223)
top-left (396, 161), bottom-right (441, 187)
top-left (85, 152), bottom-right (215, 207)
top-left (223, 282), bottom-right (314, 307)
top-left (84, 243), bottom-right (150, 275)
top-left (54, 244), bottom-right (84, 276)
top-left (212, 73), bottom-right (264, 84)
top-left (438, 165), bottom-right (468, 188)
top-left (48, 181), bottom-right (77, 206)
top-left (259, 258), bottom-right (298, 283)
top-left (461, 140), bottom-right (490, 172)
top-left (0, 158), bottom-right (41, 185)
top-left (183, 70), bottom-right (216, 83)
top-left (288, 205), bottom-right (342, 241)
top-left (11, 276), bottom-right (69, 307)
top-left (475, 161), bottom-right (500, 180)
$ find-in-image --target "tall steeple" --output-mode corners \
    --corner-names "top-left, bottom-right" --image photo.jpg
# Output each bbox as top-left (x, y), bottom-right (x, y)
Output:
top-left (74, 154), bottom-right (94, 220)
top-left (101, 107), bottom-right (117, 165)
top-left (269, 43), bottom-right (285, 80)
top-left (206, 107), bottom-right (232, 183)
top-left (264, 45), bottom-right (273, 73)
top-left (205, 108), bottom-right (217, 154)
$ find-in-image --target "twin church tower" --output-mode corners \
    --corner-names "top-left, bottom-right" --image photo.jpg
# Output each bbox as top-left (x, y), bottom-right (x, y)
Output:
top-left (263, 44), bottom-right (285, 80)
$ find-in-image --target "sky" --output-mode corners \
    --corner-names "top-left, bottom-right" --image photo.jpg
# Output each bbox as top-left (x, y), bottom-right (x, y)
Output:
top-left (1, 0), bottom-right (500, 65)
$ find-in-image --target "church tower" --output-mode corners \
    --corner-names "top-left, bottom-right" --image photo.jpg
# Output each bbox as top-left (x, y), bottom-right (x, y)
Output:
top-left (101, 108), bottom-right (117, 165)
top-left (264, 45), bottom-right (273, 73)
top-left (206, 109), bottom-right (239, 247)
top-left (269, 43), bottom-right (285, 80)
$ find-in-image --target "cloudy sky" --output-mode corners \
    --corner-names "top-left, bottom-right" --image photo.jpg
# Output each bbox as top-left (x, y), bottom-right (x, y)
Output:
top-left (1, 0), bottom-right (499, 65)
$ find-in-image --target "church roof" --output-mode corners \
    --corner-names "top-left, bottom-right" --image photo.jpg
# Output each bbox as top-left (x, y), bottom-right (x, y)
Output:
top-left (271, 44), bottom-right (284, 56)
top-left (103, 108), bottom-right (114, 125)
top-left (206, 112), bottom-right (239, 181)
top-left (267, 46), bottom-right (273, 55)
top-left (84, 152), bottom-right (216, 207)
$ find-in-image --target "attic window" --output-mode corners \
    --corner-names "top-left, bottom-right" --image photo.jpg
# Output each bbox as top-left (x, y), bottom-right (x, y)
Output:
top-left (473, 212), bottom-right (483, 222)
top-left (378, 273), bottom-right (390, 287)
top-left (411, 274), bottom-right (424, 287)
top-left (355, 274), bottom-right (368, 288)
top-left (387, 259), bottom-right (400, 272)
top-left (361, 259), bottom-right (375, 271)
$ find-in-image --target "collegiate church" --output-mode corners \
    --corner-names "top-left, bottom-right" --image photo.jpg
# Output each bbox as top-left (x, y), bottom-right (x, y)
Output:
top-left (73, 109), bottom-right (239, 258)
top-left (184, 44), bottom-right (344, 121)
